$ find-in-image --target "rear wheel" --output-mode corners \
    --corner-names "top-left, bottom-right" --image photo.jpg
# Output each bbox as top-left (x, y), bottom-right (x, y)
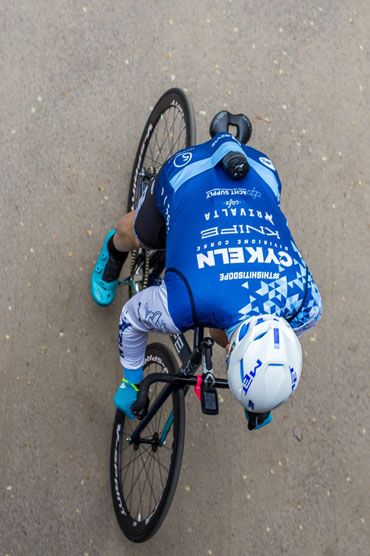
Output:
top-left (127, 89), bottom-right (196, 296)
top-left (110, 343), bottom-right (185, 542)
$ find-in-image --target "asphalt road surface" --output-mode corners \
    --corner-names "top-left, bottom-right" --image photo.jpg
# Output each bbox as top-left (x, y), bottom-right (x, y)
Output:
top-left (1, 1), bottom-right (369, 555)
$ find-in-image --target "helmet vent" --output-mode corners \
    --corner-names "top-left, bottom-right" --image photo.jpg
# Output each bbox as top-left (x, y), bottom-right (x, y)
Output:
top-left (238, 322), bottom-right (250, 341)
top-left (253, 331), bottom-right (268, 342)
top-left (239, 359), bottom-right (244, 382)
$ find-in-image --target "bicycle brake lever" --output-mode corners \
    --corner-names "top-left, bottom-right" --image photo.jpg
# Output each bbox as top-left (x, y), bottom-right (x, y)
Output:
top-left (132, 397), bottom-right (149, 420)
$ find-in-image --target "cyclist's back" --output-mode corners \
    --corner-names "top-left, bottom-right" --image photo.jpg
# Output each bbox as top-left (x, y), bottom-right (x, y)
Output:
top-left (156, 132), bottom-right (320, 335)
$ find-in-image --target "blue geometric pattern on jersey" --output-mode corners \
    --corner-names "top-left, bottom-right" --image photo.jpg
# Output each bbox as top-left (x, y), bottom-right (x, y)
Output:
top-left (236, 241), bottom-right (307, 323)
top-left (289, 272), bottom-right (322, 335)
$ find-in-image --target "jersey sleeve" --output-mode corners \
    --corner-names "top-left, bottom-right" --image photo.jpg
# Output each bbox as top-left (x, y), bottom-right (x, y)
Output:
top-left (289, 270), bottom-right (323, 336)
top-left (243, 146), bottom-right (283, 204)
top-left (154, 160), bottom-right (174, 218)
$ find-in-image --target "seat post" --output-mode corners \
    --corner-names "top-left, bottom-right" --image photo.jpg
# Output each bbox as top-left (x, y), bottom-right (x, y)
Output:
top-left (193, 326), bottom-right (204, 349)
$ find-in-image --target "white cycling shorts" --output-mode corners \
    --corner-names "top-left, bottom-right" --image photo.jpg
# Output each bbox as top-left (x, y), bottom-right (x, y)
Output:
top-left (118, 282), bottom-right (180, 369)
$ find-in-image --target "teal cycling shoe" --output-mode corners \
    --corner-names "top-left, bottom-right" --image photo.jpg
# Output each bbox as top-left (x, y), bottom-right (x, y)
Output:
top-left (244, 409), bottom-right (272, 430)
top-left (90, 229), bottom-right (121, 306)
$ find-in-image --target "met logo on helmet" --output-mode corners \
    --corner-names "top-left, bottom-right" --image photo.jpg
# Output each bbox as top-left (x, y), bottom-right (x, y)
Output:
top-left (290, 366), bottom-right (298, 391)
top-left (242, 359), bottom-right (262, 395)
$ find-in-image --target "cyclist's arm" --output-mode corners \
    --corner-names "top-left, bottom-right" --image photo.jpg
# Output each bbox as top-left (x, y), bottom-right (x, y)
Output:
top-left (209, 328), bottom-right (228, 348)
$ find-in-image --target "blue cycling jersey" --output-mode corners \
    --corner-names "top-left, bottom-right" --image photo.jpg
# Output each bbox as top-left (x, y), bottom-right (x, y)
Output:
top-left (155, 132), bottom-right (322, 334)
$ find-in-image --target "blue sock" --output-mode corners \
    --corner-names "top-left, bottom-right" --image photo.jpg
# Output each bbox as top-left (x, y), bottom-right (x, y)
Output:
top-left (124, 367), bottom-right (144, 385)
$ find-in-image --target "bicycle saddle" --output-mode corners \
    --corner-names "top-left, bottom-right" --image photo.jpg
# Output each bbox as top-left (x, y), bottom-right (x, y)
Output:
top-left (209, 110), bottom-right (252, 144)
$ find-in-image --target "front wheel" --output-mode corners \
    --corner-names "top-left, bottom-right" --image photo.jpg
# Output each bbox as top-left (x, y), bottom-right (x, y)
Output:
top-left (110, 343), bottom-right (185, 542)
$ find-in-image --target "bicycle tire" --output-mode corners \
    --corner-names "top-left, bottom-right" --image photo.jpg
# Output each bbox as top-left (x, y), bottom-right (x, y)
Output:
top-left (126, 88), bottom-right (196, 295)
top-left (110, 343), bottom-right (185, 543)
top-left (127, 87), bottom-right (196, 212)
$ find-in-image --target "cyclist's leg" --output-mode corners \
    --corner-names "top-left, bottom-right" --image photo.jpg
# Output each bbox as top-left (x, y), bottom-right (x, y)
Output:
top-left (107, 179), bottom-right (165, 281)
top-left (91, 180), bottom-right (165, 306)
top-left (90, 217), bottom-right (133, 306)
top-left (115, 282), bottom-right (180, 415)
top-left (208, 328), bottom-right (228, 348)
top-left (114, 210), bottom-right (140, 252)
top-left (132, 178), bottom-right (166, 250)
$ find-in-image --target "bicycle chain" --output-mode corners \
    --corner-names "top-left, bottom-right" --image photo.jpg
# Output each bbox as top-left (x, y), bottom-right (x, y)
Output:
top-left (129, 249), bottom-right (150, 291)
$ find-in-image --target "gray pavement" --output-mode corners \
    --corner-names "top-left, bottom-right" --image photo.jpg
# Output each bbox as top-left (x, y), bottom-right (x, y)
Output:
top-left (1, 1), bottom-right (370, 555)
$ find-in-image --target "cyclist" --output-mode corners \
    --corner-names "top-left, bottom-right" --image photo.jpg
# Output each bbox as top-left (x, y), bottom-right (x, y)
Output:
top-left (91, 129), bottom-right (322, 429)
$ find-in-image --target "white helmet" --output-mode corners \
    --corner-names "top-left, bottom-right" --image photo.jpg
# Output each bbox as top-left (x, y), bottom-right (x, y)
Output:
top-left (227, 315), bottom-right (302, 413)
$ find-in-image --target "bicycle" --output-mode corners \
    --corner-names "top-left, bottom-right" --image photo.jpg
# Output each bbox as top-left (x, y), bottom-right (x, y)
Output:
top-left (110, 88), bottom-right (253, 543)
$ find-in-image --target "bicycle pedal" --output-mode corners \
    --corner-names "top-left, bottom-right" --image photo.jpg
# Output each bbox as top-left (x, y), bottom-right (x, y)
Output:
top-left (201, 386), bottom-right (219, 415)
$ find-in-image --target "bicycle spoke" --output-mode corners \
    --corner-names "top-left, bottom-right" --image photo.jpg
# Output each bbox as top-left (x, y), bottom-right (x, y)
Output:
top-left (172, 115), bottom-right (186, 152)
top-left (136, 448), bottom-right (157, 519)
top-left (144, 151), bottom-right (162, 169)
top-left (150, 447), bottom-right (157, 509)
top-left (154, 449), bottom-right (165, 492)
top-left (120, 445), bottom-right (151, 473)
top-left (148, 106), bottom-right (185, 169)
top-left (125, 444), bottom-right (137, 509)
top-left (170, 107), bottom-right (182, 154)
top-left (143, 451), bottom-right (156, 517)
top-left (122, 445), bottom-right (152, 494)
top-left (153, 123), bottom-right (165, 165)
top-left (152, 452), bottom-right (170, 475)
top-left (139, 450), bottom-right (158, 518)
top-left (162, 107), bottom-right (178, 157)
top-left (125, 448), bottom-right (148, 510)
top-left (146, 134), bottom-right (162, 166)
top-left (134, 450), bottom-right (147, 518)
top-left (159, 442), bottom-right (172, 451)
top-left (171, 123), bottom-right (187, 153)
top-left (162, 108), bottom-right (174, 157)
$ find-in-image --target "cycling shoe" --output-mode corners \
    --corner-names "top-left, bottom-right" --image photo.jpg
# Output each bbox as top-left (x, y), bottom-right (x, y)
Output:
top-left (244, 409), bottom-right (272, 431)
top-left (90, 229), bottom-right (120, 306)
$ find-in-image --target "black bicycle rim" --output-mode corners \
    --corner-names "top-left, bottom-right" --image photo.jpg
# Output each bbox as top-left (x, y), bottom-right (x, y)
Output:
top-left (127, 87), bottom-right (196, 212)
top-left (110, 343), bottom-right (185, 542)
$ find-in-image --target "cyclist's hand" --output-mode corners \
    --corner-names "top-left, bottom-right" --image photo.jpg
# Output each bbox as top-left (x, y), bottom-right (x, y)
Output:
top-left (114, 379), bottom-right (139, 419)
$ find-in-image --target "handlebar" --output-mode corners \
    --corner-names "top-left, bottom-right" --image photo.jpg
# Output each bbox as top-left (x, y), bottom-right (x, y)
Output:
top-left (209, 110), bottom-right (252, 144)
top-left (132, 372), bottom-right (229, 419)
